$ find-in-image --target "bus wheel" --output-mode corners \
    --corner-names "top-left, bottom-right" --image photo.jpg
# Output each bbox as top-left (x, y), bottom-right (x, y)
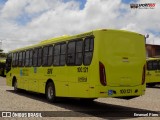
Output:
top-left (148, 83), bottom-right (156, 87)
top-left (13, 80), bottom-right (18, 91)
top-left (46, 82), bottom-right (56, 102)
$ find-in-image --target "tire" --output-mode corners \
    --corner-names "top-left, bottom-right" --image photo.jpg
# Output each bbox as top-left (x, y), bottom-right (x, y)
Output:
top-left (46, 82), bottom-right (56, 102)
top-left (13, 80), bottom-right (18, 91)
top-left (148, 83), bottom-right (156, 87)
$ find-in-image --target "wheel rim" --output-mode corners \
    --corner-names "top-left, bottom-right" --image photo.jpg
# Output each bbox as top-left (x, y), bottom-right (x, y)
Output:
top-left (48, 86), bottom-right (54, 100)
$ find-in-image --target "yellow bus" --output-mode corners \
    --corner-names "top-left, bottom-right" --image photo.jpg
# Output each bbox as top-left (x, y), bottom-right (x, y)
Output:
top-left (146, 57), bottom-right (160, 87)
top-left (0, 59), bottom-right (6, 76)
top-left (6, 29), bottom-right (146, 102)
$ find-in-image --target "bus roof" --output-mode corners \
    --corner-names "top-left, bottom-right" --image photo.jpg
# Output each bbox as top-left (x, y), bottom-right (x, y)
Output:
top-left (9, 29), bottom-right (143, 53)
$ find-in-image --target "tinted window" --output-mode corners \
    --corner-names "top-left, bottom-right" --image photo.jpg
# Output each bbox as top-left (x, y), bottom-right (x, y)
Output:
top-left (42, 46), bottom-right (48, 66)
top-left (22, 51), bottom-right (25, 66)
top-left (12, 53), bottom-right (17, 67)
top-left (33, 48), bottom-right (38, 66)
top-left (38, 48), bottom-right (42, 66)
top-left (6, 53), bottom-right (12, 72)
top-left (29, 50), bottom-right (33, 66)
top-left (147, 60), bottom-right (158, 71)
top-left (158, 61), bottom-right (160, 70)
top-left (60, 43), bottom-right (66, 66)
top-left (67, 41), bottom-right (75, 65)
top-left (15, 52), bottom-right (19, 66)
top-left (48, 46), bottom-right (53, 66)
top-left (18, 52), bottom-right (22, 67)
top-left (25, 50), bottom-right (30, 66)
top-left (84, 37), bottom-right (94, 65)
top-left (53, 44), bottom-right (60, 66)
top-left (152, 60), bottom-right (158, 70)
top-left (75, 40), bottom-right (83, 65)
top-left (53, 43), bottom-right (66, 66)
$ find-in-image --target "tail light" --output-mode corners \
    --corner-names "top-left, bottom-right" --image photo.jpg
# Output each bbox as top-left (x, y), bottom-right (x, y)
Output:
top-left (142, 65), bottom-right (146, 85)
top-left (99, 61), bottom-right (106, 86)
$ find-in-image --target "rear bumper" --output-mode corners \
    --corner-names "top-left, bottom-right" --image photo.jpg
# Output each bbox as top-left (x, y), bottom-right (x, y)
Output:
top-left (95, 85), bottom-right (146, 98)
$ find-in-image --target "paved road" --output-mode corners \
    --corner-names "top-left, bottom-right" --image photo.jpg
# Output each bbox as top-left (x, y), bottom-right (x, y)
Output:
top-left (0, 77), bottom-right (159, 120)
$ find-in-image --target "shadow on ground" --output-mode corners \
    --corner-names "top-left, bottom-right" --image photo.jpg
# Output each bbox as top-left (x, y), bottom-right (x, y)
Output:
top-left (7, 90), bottom-right (159, 119)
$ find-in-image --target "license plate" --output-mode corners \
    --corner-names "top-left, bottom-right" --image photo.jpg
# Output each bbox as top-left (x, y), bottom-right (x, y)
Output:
top-left (120, 89), bottom-right (132, 94)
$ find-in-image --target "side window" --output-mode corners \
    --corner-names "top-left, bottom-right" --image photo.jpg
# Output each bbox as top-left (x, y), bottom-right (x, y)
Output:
top-left (53, 44), bottom-right (60, 66)
top-left (75, 40), bottom-right (83, 65)
top-left (42, 46), bottom-right (48, 66)
top-left (22, 51), bottom-right (25, 67)
top-left (84, 37), bottom-right (94, 65)
top-left (15, 52), bottom-right (19, 67)
top-left (152, 60), bottom-right (158, 70)
top-left (33, 48), bottom-right (38, 67)
top-left (158, 60), bottom-right (160, 70)
top-left (38, 48), bottom-right (42, 66)
top-left (67, 41), bottom-right (75, 65)
top-left (60, 43), bottom-right (66, 66)
top-left (53, 43), bottom-right (66, 66)
top-left (25, 50), bottom-right (30, 67)
top-left (29, 50), bottom-right (33, 67)
top-left (147, 61), bottom-right (153, 70)
top-left (18, 52), bottom-right (23, 67)
top-left (12, 53), bottom-right (17, 67)
top-left (48, 45), bottom-right (53, 66)
top-left (6, 53), bottom-right (12, 72)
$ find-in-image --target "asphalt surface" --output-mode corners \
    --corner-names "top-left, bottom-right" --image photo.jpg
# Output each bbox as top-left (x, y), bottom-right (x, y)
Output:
top-left (0, 77), bottom-right (159, 120)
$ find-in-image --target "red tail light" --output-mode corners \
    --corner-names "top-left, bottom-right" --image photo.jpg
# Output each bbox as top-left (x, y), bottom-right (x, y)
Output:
top-left (99, 62), bottom-right (106, 86)
top-left (142, 65), bottom-right (146, 85)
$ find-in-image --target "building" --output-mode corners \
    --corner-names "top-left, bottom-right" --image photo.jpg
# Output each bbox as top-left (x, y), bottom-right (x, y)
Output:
top-left (146, 44), bottom-right (160, 57)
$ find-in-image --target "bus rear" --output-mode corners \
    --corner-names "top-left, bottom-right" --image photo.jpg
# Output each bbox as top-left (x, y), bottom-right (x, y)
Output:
top-left (94, 30), bottom-right (146, 99)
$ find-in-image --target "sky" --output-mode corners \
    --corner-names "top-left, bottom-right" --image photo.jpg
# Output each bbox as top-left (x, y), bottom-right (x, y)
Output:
top-left (0, 0), bottom-right (160, 52)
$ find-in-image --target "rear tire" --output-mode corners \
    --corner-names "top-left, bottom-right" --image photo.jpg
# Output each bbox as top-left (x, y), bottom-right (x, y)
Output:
top-left (46, 82), bottom-right (57, 102)
top-left (13, 80), bottom-right (18, 91)
top-left (147, 83), bottom-right (156, 87)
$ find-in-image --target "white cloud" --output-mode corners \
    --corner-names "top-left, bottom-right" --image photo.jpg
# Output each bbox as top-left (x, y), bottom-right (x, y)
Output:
top-left (0, 0), bottom-right (160, 52)
top-left (1, 0), bottom-right (28, 19)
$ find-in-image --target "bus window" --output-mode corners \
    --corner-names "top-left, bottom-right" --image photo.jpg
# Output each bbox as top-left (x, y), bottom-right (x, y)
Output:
top-left (37, 48), bottom-right (42, 66)
top-left (75, 40), bottom-right (83, 65)
top-left (29, 50), bottom-right (33, 67)
top-left (12, 53), bottom-right (17, 67)
top-left (158, 61), bottom-right (160, 70)
top-left (18, 52), bottom-right (23, 67)
top-left (152, 60), bottom-right (158, 70)
top-left (25, 50), bottom-right (30, 67)
top-left (60, 43), bottom-right (66, 66)
top-left (6, 53), bottom-right (12, 73)
top-left (42, 46), bottom-right (49, 66)
top-left (147, 61), bottom-right (153, 70)
top-left (15, 52), bottom-right (19, 67)
top-left (53, 44), bottom-right (60, 66)
top-left (84, 37), bottom-right (94, 65)
top-left (22, 51), bottom-right (25, 67)
top-left (48, 45), bottom-right (53, 66)
top-left (67, 41), bottom-right (75, 65)
top-left (33, 48), bottom-right (38, 67)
